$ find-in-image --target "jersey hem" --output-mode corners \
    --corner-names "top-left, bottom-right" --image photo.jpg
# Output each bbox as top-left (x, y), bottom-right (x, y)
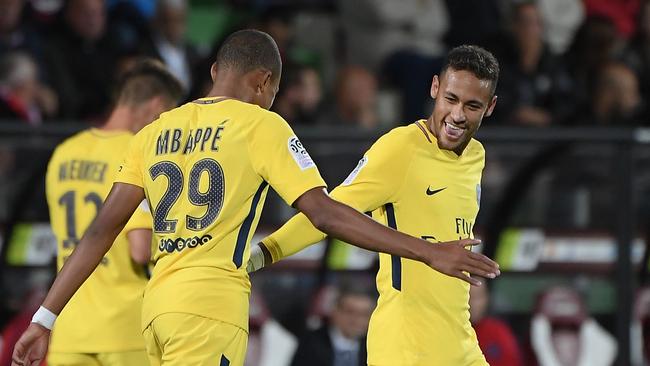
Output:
top-left (143, 310), bottom-right (249, 335)
top-left (48, 345), bottom-right (146, 354)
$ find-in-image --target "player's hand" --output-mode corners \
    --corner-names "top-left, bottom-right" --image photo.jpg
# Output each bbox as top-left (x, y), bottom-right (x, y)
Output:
top-left (425, 239), bottom-right (500, 286)
top-left (11, 323), bottom-right (50, 366)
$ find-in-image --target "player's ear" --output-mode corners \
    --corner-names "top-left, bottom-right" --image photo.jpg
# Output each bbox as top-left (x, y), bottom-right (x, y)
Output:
top-left (485, 95), bottom-right (497, 117)
top-left (257, 69), bottom-right (273, 95)
top-left (430, 75), bottom-right (440, 99)
top-left (210, 62), bottom-right (218, 82)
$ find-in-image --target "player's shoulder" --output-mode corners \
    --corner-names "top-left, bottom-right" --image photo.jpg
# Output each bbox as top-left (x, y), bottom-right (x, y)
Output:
top-left (235, 103), bottom-right (291, 137)
top-left (51, 129), bottom-right (96, 158)
top-left (57, 128), bottom-right (92, 146)
top-left (239, 101), bottom-right (287, 125)
top-left (466, 138), bottom-right (486, 156)
top-left (371, 123), bottom-right (421, 153)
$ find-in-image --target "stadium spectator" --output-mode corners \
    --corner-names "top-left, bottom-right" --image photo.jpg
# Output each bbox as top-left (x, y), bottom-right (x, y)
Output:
top-left (321, 66), bottom-right (378, 129)
top-left (43, 0), bottom-right (119, 121)
top-left (536, 0), bottom-right (585, 54)
top-left (0, 0), bottom-right (46, 67)
top-left (0, 52), bottom-right (57, 124)
top-left (107, 0), bottom-right (152, 54)
top-left (444, 0), bottom-right (501, 48)
top-left (584, 0), bottom-right (641, 38)
top-left (631, 286), bottom-right (650, 366)
top-left (246, 290), bottom-right (297, 366)
top-left (623, 0), bottom-right (650, 110)
top-left (564, 16), bottom-right (624, 119)
top-left (580, 61), bottom-right (647, 125)
top-left (141, 0), bottom-right (201, 95)
top-left (530, 286), bottom-right (617, 366)
top-left (490, 0), bottom-right (574, 126)
top-left (291, 285), bottom-right (374, 366)
top-left (108, 0), bottom-right (155, 20)
top-left (339, 0), bottom-right (449, 122)
top-left (469, 281), bottom-right (522, 366)
top-left (338, 0), bottom-right (448, 72)
top-left (254, 6), bottom-right (294, 61)
top-left (272, 63), bottom-right (323, 126)
top-left (0, 288), bottom-right (46, 366)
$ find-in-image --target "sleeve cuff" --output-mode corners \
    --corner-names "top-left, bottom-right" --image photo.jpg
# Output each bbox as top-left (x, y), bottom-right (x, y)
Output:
top-left (261, 236), bottom-right (283, 263)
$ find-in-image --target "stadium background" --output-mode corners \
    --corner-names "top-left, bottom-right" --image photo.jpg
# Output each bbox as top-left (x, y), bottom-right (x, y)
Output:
top-left (1, 0), bottom-right (650, 365)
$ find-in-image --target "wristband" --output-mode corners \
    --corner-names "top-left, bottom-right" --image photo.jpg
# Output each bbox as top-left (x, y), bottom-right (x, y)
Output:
top-left (31, 306), bottom-right (57, 330)
top-left (247, 243), bottom-right (266, 273)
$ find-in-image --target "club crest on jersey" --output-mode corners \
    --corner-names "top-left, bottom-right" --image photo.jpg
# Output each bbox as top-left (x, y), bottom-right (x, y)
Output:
top-left (288, 136), bottom-right (315, 170)
top-left (342, 156), bottom-right (368, 186)
top-left (476, 184), bottom-right (481, 208)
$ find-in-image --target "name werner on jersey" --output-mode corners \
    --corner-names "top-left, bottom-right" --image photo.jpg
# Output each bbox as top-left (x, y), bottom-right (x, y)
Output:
top-left (58, 160), bottom-right (109, 183)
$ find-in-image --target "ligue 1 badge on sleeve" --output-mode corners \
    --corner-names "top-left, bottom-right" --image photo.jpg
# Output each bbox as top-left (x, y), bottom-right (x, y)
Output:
top-left (476, 184), bottom-right (481, 208)
top-left (288, 136), bottom-right (315, 170)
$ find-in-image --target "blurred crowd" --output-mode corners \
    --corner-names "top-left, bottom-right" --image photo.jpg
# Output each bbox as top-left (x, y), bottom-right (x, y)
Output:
top-left (1, 0), bottom-right (650, 128)
top-left (2, 1), bottom-right (650, 365)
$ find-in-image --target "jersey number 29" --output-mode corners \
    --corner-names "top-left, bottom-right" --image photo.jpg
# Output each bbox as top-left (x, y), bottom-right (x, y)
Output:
top-left (149, 158), bottom-right (225, 233)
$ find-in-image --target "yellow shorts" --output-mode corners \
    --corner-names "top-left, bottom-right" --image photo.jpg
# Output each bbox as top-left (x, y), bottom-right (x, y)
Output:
top-left (47, 350), bottom-right (149, 366)
top-left (143, 312), bottom-right (248, 366)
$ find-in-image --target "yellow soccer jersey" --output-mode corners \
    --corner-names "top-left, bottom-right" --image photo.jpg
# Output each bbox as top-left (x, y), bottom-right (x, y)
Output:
top-left (114, 97), bottom-right (326, 332)
top-left (46, 128), bottom-right (151, 353)
top-left (263, 121), bottom-right (487, 366)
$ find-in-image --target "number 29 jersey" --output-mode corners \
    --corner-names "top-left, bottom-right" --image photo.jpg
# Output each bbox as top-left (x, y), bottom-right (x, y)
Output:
top-left (115, 97), bottom-right (326, 332)
top-left (45, 129), bottom-right (151, 353)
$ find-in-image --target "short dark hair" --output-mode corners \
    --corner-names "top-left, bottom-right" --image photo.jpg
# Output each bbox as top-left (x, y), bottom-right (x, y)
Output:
top-left (116, 58), bottom-right (184, 107)
top-left (215, 29), bottom-right (282, 81)
top-left (441, 45), bottom-right (500, 94)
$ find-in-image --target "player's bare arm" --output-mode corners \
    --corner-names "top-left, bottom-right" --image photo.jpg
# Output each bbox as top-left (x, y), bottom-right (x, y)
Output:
top-left (293, 187), bottom-right (500, 285)
top-left (12, 182), bottom-right (144, 366)
top-left (127, 229), bottom-right (153, 265)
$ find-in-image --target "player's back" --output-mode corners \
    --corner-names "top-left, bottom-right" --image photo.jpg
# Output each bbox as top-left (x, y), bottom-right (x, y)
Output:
top-left (46, 129), bottom-right (148, 353)
top-left (117, 97), bottom-right (325, 333)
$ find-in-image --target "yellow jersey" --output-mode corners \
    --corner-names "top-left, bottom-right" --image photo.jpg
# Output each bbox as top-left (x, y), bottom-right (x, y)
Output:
top-left (114, 97), bottom-right (326, 332)
top-left (46, 128), bottom-right (151, 353)
top-left (262, 121), bottom-right (488, 365)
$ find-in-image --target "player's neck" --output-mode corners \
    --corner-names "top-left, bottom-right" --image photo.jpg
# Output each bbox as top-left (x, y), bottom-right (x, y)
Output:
top-left (425, 115), bottom-right (468, 156)
top-left (207, 74), bottom-right (256, 104)
top-left (101, 106), bottom-right (134, 133)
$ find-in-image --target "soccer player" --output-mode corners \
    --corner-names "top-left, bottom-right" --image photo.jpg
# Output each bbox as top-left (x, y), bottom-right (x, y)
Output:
top-left (12, 31), bottom-right (499, 366)
top-left (249, 45), bottom-right (499, 366)
top-left (44, 59), bottom-right (183, 366)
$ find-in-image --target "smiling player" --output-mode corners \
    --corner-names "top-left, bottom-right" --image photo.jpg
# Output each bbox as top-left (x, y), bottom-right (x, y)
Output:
top-left (250, 45), bottom-right (500, 366)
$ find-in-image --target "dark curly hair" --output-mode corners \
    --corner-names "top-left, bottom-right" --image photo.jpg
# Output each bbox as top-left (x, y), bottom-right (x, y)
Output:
top-left (441, 45), bottom-right (500, 95)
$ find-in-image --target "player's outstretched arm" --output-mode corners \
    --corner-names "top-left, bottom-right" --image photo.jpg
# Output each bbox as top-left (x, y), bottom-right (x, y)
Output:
top-left (11, 182), bottom-right (144, 366)
top-left (293, 188), bottom-right (500, 285)
top-left (247, 212), bottom-right (326, 272)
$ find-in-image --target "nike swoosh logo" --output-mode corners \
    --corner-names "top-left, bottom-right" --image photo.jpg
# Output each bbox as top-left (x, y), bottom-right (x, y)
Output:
top-left (426, 186), bottom-right (446, 196)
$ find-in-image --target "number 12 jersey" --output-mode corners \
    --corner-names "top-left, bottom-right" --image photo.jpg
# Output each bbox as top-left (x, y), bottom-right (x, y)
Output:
top-left (46, 129), bottom-right (151, 353)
